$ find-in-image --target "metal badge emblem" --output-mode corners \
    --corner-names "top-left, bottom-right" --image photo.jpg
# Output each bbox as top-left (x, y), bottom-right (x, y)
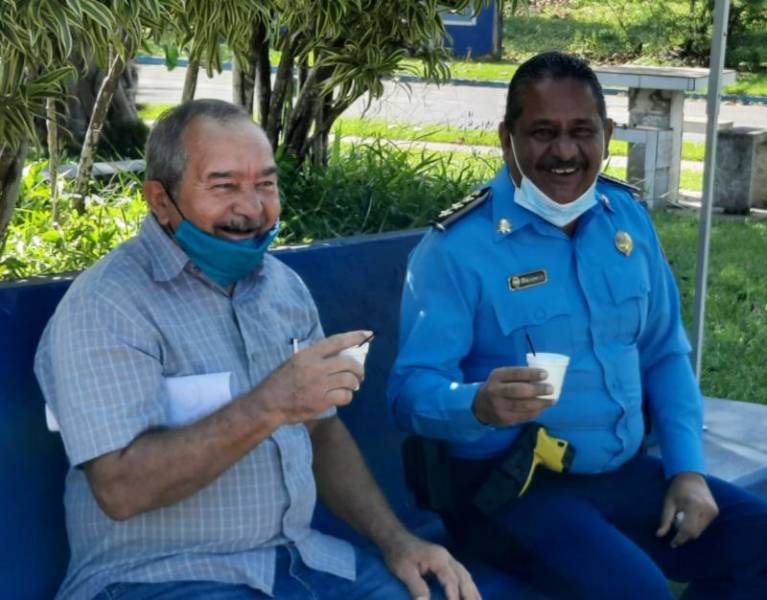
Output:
top-left (497, 218), bottom-right (512, 235)
top-left (615, 231), bottom-right (634, 256)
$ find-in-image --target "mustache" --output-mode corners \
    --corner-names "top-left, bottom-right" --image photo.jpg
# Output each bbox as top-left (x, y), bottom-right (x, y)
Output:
top-left (538, 159), bottom-right (585, 170)
top-left (216, 217), bottom-right (265, 232)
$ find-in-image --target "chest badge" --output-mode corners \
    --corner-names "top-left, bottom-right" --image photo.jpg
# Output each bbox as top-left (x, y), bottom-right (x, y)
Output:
top-left (508, 269), bottom-right (548, 291)
top-left (615, 231), bottom-right (634, 256)
top-left (497, 218), bottom-right (513, 235)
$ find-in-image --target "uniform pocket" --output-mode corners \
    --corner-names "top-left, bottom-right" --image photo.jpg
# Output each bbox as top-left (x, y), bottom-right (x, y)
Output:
top-left (603, 263), bottom-right (649, 344)
top-left (488, 284), bottom-right (575, 361)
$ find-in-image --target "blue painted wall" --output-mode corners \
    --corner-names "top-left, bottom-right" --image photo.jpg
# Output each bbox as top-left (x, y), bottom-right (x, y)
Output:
top-left (444, 2), bottom-right (497, 58)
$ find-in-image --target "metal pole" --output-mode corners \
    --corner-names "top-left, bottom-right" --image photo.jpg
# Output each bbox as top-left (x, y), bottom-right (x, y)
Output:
top-left (691, 0), bottom-right (730, 379)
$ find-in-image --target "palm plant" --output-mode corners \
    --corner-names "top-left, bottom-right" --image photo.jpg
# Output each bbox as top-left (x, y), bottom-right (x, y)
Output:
top-left (72, 0), bottom-right (177, 208)
top-left (0, 0), bottom-right (115, 243)
top-left (173, 0), bottom-right (489, 165)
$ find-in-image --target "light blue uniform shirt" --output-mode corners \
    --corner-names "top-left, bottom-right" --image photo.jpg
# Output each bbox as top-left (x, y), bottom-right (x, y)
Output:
top-left (35, 216), bottom-right (354, 600)
top-left (388, 166), bottom-right (705, 478)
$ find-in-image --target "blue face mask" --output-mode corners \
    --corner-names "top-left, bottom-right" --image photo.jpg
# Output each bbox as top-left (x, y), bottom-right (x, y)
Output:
top-left (173, 218), bottom-right (280, 288)
top-left (509, 134), bottom-right (601, 227)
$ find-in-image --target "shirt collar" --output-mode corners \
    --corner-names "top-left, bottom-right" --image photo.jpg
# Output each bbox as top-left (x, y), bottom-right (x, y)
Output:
top-left (140, 214), bottom-right (191, 282)
top-left (490, 164), bottom-right (609, 241)
top-left (490, 164), bottom-right (538, 242)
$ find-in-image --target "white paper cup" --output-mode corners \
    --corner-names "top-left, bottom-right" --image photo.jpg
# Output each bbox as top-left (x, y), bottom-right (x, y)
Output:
top-left (340, 342), bottom-right (370, 368)
top-left (526, 352), bottom-right (570, 402)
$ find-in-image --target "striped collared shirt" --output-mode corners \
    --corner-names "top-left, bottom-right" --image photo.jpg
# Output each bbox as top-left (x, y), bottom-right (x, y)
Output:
top-left (35, 215), bottom-right (354, 600)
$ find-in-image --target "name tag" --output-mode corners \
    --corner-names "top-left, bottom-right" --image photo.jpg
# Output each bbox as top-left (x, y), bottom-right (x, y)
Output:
top-left (508, 269), bottom-right (547, 291)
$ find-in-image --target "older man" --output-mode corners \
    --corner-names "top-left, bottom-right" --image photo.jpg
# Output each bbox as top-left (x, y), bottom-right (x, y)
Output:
top-left (388, 52), bottom-right (767, 599)
top-left (35, 99), bottom-right (478, 600)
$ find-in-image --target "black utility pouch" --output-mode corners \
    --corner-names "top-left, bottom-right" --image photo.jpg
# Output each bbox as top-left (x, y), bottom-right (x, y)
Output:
top-left (402, 435), bottom-right (453, 512)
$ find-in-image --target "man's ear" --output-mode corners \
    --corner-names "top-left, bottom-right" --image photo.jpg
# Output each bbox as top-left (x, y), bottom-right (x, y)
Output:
top-left (499, 121), bottom-right (521, 186)
top-left (499, 121), bottom-right (511, 154)
top-left (143, 180), bottom-right (174, 226)
top-left (603, 118), bottom-right (614, 159)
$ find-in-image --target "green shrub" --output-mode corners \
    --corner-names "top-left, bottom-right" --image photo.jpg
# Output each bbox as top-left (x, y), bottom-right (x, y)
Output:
top-left (278, 137), bottom-right (498, 243)
top-left (0, 162), bottom-right (146, 279)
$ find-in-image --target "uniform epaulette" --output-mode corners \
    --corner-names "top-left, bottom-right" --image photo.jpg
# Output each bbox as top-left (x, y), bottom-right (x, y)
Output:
top-left (598, 173), bottom-right (641, 197)
top-left (432, 187), bottom-right (491, 232)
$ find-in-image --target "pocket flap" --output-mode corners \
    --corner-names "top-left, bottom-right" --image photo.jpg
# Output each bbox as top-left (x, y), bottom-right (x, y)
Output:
top-left (491, 285), bottom-right (571, 336)
top-left (604, 264), bottom-right (649, 304)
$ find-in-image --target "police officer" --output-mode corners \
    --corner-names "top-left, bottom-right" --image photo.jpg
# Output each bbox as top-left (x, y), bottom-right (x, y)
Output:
top-left (388, 52), bottom-right (767, 599)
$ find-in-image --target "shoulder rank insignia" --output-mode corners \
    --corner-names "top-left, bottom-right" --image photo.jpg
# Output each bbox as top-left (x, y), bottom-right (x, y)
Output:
top-left (432, 187), bottom-right (491, 232)
top-left (598, 173), bottom-right (643, 202)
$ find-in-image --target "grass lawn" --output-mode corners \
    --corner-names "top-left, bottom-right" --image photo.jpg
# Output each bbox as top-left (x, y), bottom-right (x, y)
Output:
top-left (406, 0), bottom-right (767, 96)
top-left (653, 210), bottom-right (767, 402)
top-left (328, 118), bottom-right (705, 192)
top-left (330, 117), bottom-right (707, 162)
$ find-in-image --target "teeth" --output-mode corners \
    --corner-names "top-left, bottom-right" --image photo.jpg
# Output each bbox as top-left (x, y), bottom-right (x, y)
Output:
top-left (551, 167), bottom-right (577, 175)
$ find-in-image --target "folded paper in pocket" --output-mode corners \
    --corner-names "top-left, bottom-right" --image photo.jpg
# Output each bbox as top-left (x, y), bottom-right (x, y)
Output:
top-left (44, 372), bottom-right (234, 433)
top-left (165, 371), bottom-right (233, 427)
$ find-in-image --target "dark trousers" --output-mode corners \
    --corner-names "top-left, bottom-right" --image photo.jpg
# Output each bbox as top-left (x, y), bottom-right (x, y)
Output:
top-left (442, 454), bottom-right (767, 600)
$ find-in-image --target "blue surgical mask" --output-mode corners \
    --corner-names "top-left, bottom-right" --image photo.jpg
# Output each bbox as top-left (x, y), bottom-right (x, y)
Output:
top-left (509, 134), bottom-right (601, 227)
top-left (173, 217), bottom-right (280, 288)
top-left (163, 189), bottom-right (280, 288)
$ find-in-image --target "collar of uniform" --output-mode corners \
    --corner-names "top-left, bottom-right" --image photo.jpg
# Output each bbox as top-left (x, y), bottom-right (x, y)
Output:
top-left (140, 214), bottom-right (191, 282)
top-left (490, 164), bottom-right (540, 242)
top-left (595, 178), bottom-right (616, 213)
top-left (491, 164), bottom-right (613, 241)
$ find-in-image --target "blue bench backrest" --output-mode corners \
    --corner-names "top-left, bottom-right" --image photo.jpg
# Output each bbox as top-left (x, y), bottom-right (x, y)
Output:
top-left (0, 230), bottom-right (431, 598)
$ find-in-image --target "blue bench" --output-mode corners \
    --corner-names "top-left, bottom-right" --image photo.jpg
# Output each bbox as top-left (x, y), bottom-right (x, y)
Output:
top-left (2, 229), bottom-right (765, 599)
top-left (0, 230), bottom-right (532, 600)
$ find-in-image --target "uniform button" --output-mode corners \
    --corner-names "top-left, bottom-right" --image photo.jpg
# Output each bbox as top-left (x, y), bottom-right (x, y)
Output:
top-left (497, 218), bottom-right (513, 234)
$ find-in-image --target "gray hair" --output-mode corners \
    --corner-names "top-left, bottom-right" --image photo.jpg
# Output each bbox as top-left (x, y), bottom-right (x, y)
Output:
top-left (144, 99), bottom-right (252, 197)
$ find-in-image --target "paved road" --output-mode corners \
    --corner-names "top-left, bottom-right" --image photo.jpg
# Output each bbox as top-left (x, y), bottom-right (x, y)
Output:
top-left (137, 64), bottom-right (767, 142)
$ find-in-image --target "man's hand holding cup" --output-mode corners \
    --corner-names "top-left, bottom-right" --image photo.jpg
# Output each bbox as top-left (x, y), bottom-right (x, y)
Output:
top-left (472, 354), bottom-right (569, 427)
top-left (252, 330), bottom-right (372, 425)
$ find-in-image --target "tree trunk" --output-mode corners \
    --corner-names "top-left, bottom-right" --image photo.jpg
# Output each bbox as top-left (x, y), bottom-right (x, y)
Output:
top-left (0, 143), bottom-right (27, 251)
top-left (254, 23), bottom-right (271, 125)
top-left (298, 59), bottom-right (309, 90)
top-left (63, 53), bottom-right (139, 147)
top-left (111, 61), bottom-right (139, 122)
top-left (46, 98), bottom-right (60, 223)
top-left (265, 40), bottom-right (298, 148)
top-left (283, 66), bottom-right (321, 156)
top-left (492, 1), bottom-right (503, 60)
top-left (74, 50), bottom-right (127, 210)
top-left (310, 94), bottom-right (334, 167)
top-left (232, 56), bottom-right (256, 114)
top-left (181, 57), bottom-right (200, 103)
